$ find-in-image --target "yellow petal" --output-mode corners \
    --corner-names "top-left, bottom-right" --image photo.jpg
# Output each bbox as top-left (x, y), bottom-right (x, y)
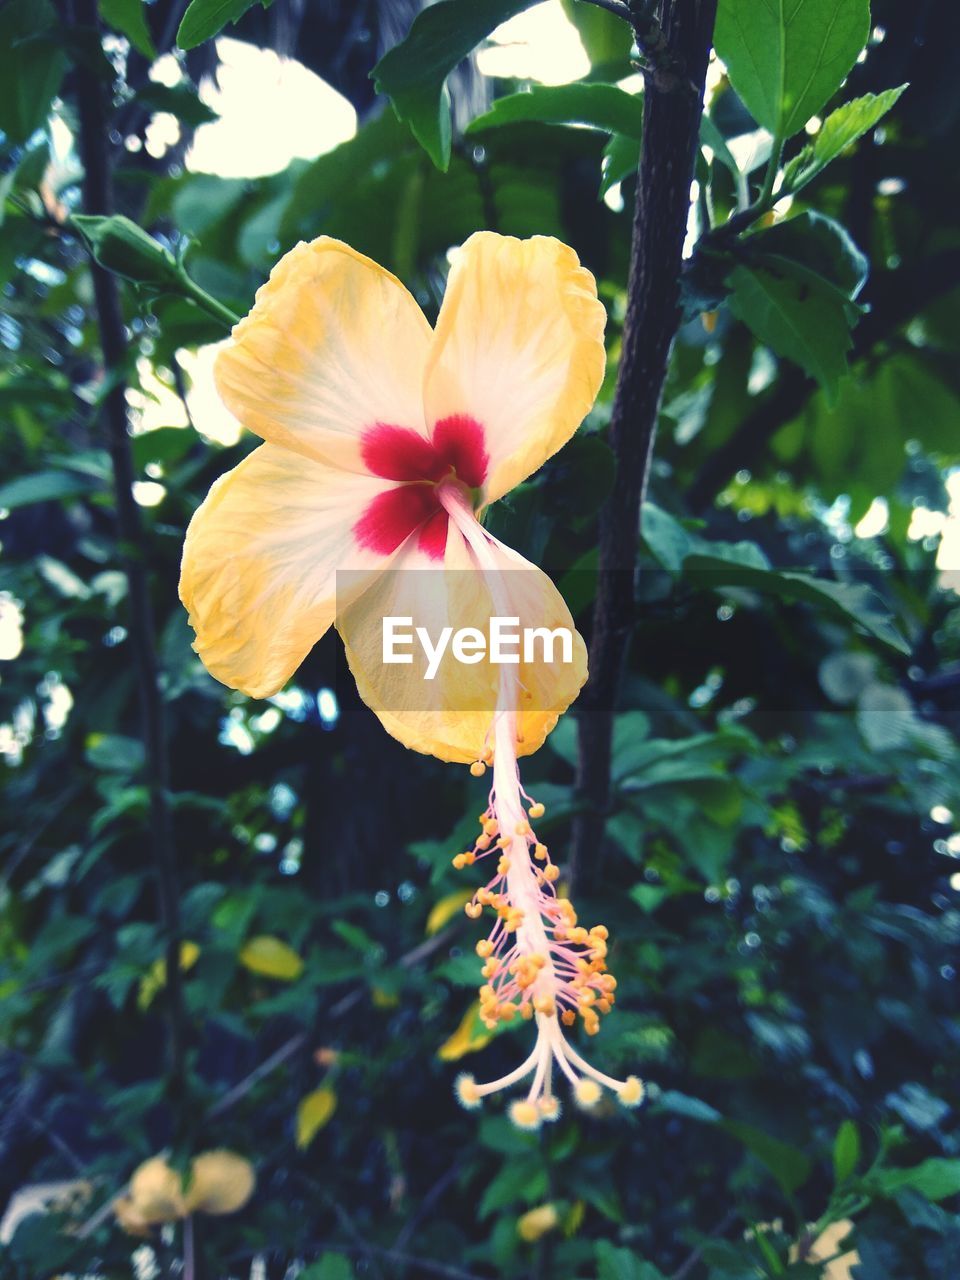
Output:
top-left (790, 1220), bottom-right (859, 1280)
top-left (337, 522), bottom-right (587, 762)
top-left (214, 237), bottom-right (432, 470)
top-left (517, 1203), bottom-right (560, 1243)
top-left (128, 1156), bottom-right (186, 1224)
top-left (295, 1087), bottom-right (338, 1149)
top-left (113, 1194), bottom-right (153, 1237)
top-left (137, 940), bottom-right (200, 1011)
top-left (179, 442), bottom-right (389, 699)
top-left (437, 1000), bottom-right (494, 1062)
top-left (238, 935), bottom-right (304, 981)
top-left (424, 232), bottom-right (606, 504)
top-left (425, 889), bottom-right (474, 936)
top-left (184, 1150), bottom-right (255, 1216)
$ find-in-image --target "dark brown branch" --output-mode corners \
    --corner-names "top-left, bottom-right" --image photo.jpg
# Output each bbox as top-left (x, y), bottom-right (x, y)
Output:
top-left (578, 0), bottom-right (633, 19)
top-left (687, 247), bottom-right (960, 512)
top-left (571, 0), bottom-right (718, 877)
top-left (72, 0), bottom-right (187, 1100)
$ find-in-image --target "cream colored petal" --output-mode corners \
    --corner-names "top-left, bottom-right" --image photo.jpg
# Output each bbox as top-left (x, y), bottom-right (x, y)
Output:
top-left (423, 232), bottom-right (606, 504)
top-left (128, 1157), bottom-right (186, 1225)
top-left (184, 1151), bottom-right (255, 1216)
top-left (337, 519), bottom-right (586, 762)
top-left (215, 237), bottom-right (433, 470)
top-left (179, 443), bottom-right (390, 699)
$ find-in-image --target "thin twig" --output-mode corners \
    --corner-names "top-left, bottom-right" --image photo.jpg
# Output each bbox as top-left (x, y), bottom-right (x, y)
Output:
top-left (327, 925), bottom-right (457, 1019)
top-left (205, 1033), bottom-right (307, 1121)
top-left (670, 1209), bottom-right (738, 1280)
top-left (393, 1160), bottom-right (462, 1253)
top-left (28, 1116), bottom-right (87, 1174)
top-left (326, 1197), bottom-right (387, 1280)
top-left (571, 0), bottom-right (719, 880)
top-left (71, 0), bottom-right (187, 1103)
top-left (338, 1242), bottom-right (486, 1280)
top-left (208, 924), bottom-right (459, 1117)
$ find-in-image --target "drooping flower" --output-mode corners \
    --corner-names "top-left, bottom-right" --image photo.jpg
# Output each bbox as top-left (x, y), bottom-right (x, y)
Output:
top-left (179, 232), bottom-right (642, 1124)
top-left (113, 1150), bottom-right (255, 1236)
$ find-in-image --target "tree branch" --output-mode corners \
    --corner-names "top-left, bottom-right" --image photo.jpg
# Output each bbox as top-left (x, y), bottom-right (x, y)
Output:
top-left (571, 0), bottom-right (718, 877)
top-left (686, 247), bottom-right (960, 512)
top-left (71, 0), bottom-right (187, 1101)
top-left (578, 0), bottom-right (633, 20)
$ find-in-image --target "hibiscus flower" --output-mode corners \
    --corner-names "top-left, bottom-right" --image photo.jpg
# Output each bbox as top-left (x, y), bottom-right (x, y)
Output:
top-left (179, 232), bottom-right (642, 1125)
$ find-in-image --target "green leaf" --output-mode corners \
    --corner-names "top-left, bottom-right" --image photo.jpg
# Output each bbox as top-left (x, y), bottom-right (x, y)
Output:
top-left (177, 0), bottom-right (271, 50)
top-left (559, 0), bottom-right (633, 69)
top-left (784, 86), bottom-right (908, 193)
top-left (0, 469), bottom-right (101, 509)
top-left (642, 502), bottom-right (697, 573)
top-left (468, 83), bottom-right (643, 139)
top-left (478, 1155), bottom-right (546, 1219)
top-left (794, 353), bottom-right (960, 507)
top-left (281, 111), bottom-right (412, 241)
top-left (700, 113), bottom-right (748, 204)
top-left (85, 733), bottom-right (146, 773)
top-left (136, 82), bottom-right (220, 127)
top-left (751, 1226), bottom-right (787, 1275)
top-left (601, 131), bottom-right (640, 197)
top-left (856, 683), bottom-right (917, 752)
top-left (722, 1120), bottom-right (812, 1195)
top-left (683, 551), bottom-right (910, 654)
top-left (819, 652), bottom-right (877, 705)
top-left (131, 427), bottom-right (196, 471)
top-left (0, 0), bottom-right (67, 144)
top-left (595, 1241), bottom-right (667, 1280)
top-left (629, 884), bottom-right (672, 914)
top-left (99, 0), bottom-right (156, 59)
top-left (747, 210), bottom-right (868, 300)
top-left (875, 1157), bottom-right (960, 1202)
top-left (372, 0), bottom-right (539, 170)
top-left (653, 1090), bottom-right (723, 1125)
top-left (726, 263), bottom-right (853, 402)
top-left (7, 1214), bottom-right (78, 1272)
top-left (833, 1119), bottom-right (860, 1183)
top-left (300, 1257), bottom-right (354, 1280)
top-left (714, 0), bottom-right (870, 139)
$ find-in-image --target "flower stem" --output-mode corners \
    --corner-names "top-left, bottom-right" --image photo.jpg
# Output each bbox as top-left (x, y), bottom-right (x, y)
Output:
top-left (183, 1215), bottom-right (195, 1280)
top-left (177, 273), bottom-right (241, 330)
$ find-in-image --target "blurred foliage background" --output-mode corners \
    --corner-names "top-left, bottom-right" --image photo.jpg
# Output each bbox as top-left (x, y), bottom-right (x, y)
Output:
top-left (1, 0), bottom-right (960, 1277)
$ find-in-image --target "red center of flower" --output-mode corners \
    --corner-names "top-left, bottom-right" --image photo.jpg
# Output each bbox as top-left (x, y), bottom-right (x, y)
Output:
top-left (353, 415), bottom-right (488, 560)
